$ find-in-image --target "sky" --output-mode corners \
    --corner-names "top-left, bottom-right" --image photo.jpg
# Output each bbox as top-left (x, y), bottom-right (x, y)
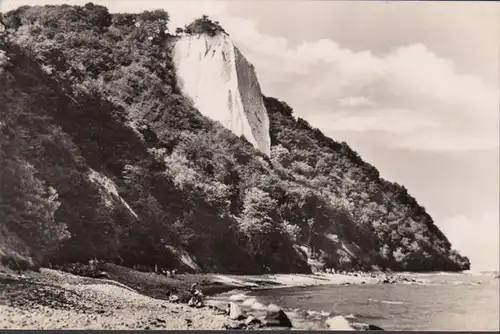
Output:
top-left (1, 0), bottom-right (499, 271)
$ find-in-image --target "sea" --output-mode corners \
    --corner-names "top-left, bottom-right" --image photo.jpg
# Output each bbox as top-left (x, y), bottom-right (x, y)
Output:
top-left (244, 272), bottom-right (499, 331)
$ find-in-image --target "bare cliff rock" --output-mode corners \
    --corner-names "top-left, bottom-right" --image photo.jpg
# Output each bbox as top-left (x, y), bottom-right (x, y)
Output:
top-left (172, 33), bottom-right (271, 156)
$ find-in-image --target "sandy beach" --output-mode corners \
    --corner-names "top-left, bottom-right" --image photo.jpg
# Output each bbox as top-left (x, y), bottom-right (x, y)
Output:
top-left (0, 268), bottom-right (229, 330)
top-left (211, 272), bottom-right (380, 289)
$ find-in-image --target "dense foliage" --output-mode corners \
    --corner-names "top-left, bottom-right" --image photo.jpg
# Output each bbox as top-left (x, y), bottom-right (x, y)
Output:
top-left (177, 15), bottom-right (227, 37)
top-left (0, 4), bottom-right (469, 273)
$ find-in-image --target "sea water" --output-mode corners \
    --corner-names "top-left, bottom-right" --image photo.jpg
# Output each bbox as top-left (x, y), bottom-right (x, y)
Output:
top-left (248, 272), bottom-right (499, 331)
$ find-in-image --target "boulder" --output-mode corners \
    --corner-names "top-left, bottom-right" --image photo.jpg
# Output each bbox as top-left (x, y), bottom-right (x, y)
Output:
top-left (95, 271), bottom-right (110, 278)
top-left (228, 302), bottom-right (245, 320)
top-left (264, 304), bottom-right (293, 328)
top-left (223, 323), bottom-right (247, 330)
top-left (245, 316), bottom-right (262, 327)
top-left (207, 304), bottom-right (227, 315)
top-left (367, 324), bottom-right (385, 330)
top-left (188, 296), bottom-right (204, 308)
top-left (168, 294), bottom-right (180, 303)
top-left (350, 322), bottom-right (385, 331)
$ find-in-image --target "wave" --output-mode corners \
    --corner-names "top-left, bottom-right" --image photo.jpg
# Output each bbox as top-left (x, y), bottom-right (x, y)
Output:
top-left (426, 270), bottom-right (498, 277)
top-left (401, 271), bottom-right (483, 277)
top-left (228, 293), bottom-right (248, 301)
top-left (426, 271), bottom-right (466, 276)
top-left (345, 313), bottom-right (387, 321)
top-left (461, 270), bottom-right (499, 276)
top-left (450, 281), bottom-right (483, 286)
top-left (368, 298), bottom-right (408, 305)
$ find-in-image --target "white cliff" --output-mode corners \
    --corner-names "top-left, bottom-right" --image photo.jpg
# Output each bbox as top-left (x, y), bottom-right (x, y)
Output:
top-left (172, 33), bottom-right (271, 156)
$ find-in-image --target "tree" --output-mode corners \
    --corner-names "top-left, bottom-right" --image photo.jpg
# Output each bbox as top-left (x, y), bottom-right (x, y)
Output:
top-left (83, 3), bottom-right (112, 31)
top-left (307, 218), bottom-right (315, 253)
top-left (392, 247), bottom-right (407, 265)
top-left (238, 188), bottom-right (285, 260)
top-left (271, 144), bottom-right (292, 168)
top-left (240, 188), bottom-right (277, 229)
top-left (0, 159), bottom-right (70, 265)
top-left (183, 15), bottom-right (228, 37)
top-left (283, 221), bottom-right (301, 243)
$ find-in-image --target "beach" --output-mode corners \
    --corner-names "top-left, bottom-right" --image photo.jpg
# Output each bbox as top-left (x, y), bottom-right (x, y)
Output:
top-left (0, 268), bottom-right (227, 330)
top-left (3, 263), bottom-right (494, 330)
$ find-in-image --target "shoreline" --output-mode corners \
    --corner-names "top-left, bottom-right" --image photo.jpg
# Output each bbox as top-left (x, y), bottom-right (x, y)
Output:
top-left (209, 272), bottom-right (378, 293)
top-left (207, 270), bottom-right (431, 295)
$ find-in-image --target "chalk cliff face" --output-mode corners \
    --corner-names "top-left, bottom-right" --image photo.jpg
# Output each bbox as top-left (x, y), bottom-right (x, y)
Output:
top-left (172, 33), bottom-right (271, 156)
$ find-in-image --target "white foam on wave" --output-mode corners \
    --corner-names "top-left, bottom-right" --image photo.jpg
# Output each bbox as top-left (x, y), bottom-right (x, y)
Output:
top-left (450, 281), bottom-right (482, 286)
top-left (241, 297), bottom-right (256, 306)
top-left (226, 293), bottom-right (276, 311)
top-left (228, 293), bottom-right (248, 302)
top-left (368, 298), bottom-right (408, 305)
top-left (251, 301), bottom-right (267, 310)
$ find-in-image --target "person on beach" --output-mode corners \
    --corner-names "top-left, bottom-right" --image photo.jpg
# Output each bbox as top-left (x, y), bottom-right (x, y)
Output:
top-left (188, 283), bottom-right (204, 308)
top-left (190, 283), bottom-right (203, 296)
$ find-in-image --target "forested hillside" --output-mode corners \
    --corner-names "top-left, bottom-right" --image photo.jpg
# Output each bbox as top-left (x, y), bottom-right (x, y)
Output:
top-left (0, 4), bottom-right (470, 273)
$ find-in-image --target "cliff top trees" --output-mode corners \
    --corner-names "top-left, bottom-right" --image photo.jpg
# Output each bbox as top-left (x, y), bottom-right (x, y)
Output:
top-left (180, 15), bottom-right (228, 37)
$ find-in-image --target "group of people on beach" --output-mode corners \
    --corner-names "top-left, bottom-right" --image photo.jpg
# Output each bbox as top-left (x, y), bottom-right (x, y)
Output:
top-left (324, 268), bottom-right (337, 274)
top-left (130, 263), bottom-right (179, 278)
top-left (322, 267), bottom-right (383, 279)
top-left (157, 266), bottom-right (178, 278)
top-left (322, 267), bottom-right (367, 275)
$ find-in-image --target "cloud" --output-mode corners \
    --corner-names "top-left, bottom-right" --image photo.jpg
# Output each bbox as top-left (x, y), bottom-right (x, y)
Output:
top-left (338, 96), bottom-right (375, 108)
top-left (215, 15), bottom-right (499, 153)
top-left (307, 108), bottom-right (438, 135)
top-left (437, 212), bottom-right (500, 271)
top-left (392, 128), bottom-right (499, 152)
